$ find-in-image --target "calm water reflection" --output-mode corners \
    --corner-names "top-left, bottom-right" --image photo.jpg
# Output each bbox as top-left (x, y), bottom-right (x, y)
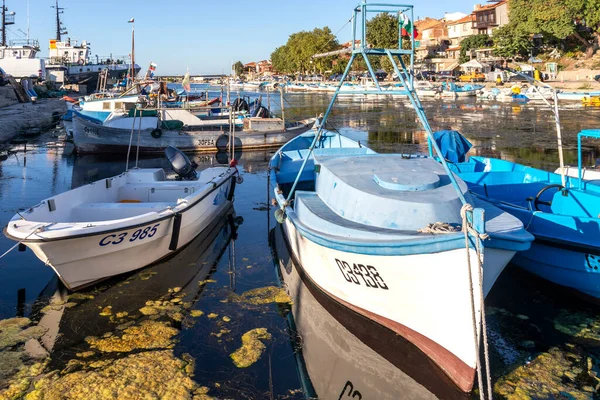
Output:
top-left (1, 96), bottom-right (600, 398)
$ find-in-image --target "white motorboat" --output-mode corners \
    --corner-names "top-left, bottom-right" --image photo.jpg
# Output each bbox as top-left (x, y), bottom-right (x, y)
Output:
top-left (5, 147), bottom-right (238, 290)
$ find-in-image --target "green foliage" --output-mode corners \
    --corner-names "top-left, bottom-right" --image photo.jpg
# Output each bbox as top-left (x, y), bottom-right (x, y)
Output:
top-left (493, 25), bottom-right (531, 59)
top-left (459, 35), bottom-right (491, 63)
top-left (270, 27), bottom-right (340, 74)
top-left (366, 13), bottom-right (399, 49)
top-left (508, 0), bottom-right (600, 56)
top-left (232, 61), bottom-right (244, 76)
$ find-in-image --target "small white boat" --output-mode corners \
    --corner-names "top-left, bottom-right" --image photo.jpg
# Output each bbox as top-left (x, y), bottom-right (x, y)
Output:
top-left (557, 91), bottom-right (600, 101)
top-left (5, 148), bottom-right (238, 290)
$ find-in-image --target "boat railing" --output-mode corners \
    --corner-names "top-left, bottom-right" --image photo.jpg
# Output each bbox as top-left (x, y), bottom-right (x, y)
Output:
top-left (499, 67), bottom-right (566, 187)
top-left (8, 39), bottom-right (40, 49)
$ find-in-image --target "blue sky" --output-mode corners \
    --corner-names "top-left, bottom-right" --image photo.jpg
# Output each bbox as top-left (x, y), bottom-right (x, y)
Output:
top-left (4, 0), bottom-right (480, 75)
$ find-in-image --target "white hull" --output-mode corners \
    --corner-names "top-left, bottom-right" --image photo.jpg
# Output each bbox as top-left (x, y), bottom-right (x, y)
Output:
top-left (282, 217), bottom-right (514, 392)
top-left (7, 168), bottom-right (236, 290)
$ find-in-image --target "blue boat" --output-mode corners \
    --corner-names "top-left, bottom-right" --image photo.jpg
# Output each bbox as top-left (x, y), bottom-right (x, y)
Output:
top-left (444, 129), bottom-right (600, 302)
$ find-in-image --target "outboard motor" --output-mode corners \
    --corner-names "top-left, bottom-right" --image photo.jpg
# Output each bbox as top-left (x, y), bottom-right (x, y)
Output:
top-left (165, 146), bottom-right (198, 180)
top-left (254, 105), bottom-right (270, 118)
top-left (232, 98), bottom-right (249, 112)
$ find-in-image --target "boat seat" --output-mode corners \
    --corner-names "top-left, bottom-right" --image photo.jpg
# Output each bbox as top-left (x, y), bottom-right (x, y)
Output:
top-left (119, 184), bottom-right (197, 203)
top-left (294, 191), bottom-right (419, 241)
top-left (70, 202), bottom-right (174, 222)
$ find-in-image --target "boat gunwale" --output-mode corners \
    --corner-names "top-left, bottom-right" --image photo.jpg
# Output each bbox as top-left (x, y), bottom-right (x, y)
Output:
top-left (6, 169), bottom-right (234, 243)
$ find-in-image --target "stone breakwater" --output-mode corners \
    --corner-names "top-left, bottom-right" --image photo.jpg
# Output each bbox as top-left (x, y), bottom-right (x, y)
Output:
top-left (0, 98), bottom-right (67, 143)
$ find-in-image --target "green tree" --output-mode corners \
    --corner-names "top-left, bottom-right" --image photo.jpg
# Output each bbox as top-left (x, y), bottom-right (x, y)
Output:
top-left (493, 25), bottom-right (531, 60)
top-left (508, 0), bottom-right (600, 57)
top-left (270, 27), bottom-right (340, 74)
top-left (232, 61), bottom-right (244, 76)
top-left (459, 34), bottom-right (491, 63)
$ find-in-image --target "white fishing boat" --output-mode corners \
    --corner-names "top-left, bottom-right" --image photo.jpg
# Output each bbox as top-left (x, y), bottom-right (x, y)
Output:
top-left (4, 147), bottom-right (238, 290)
top-left (270, 131), bottom-right (532, 393)
top-left (269, 3), bottom-right (533, 397)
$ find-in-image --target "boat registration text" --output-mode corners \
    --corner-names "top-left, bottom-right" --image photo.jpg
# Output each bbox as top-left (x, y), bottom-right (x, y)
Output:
top-left (335, 258), bottom-right (388, 290)
top-left (99, 223), bottom-right (160, 246)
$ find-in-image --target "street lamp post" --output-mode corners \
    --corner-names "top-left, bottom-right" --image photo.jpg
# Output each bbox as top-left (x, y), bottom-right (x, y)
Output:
top-left (128, 18), bottom-right (135, 87)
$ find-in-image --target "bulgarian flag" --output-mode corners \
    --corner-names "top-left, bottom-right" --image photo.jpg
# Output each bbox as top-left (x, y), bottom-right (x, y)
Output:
top-left (400, 13), bottom-right (418, 38)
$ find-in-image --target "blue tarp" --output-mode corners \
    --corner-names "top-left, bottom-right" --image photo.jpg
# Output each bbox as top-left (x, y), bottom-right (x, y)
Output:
top-left (433, 130), bottom-right (472, 163)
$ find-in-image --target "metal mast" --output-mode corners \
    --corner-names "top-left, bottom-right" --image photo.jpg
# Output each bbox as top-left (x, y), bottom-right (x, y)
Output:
top-left (1, 0), bottom-right (15, 47)
top-left (51, 0), bottom-right (65, 41)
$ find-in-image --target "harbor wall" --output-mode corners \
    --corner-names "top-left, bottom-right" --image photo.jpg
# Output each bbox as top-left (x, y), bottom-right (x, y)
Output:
top-left (0, 99), bottom-right (67, 143)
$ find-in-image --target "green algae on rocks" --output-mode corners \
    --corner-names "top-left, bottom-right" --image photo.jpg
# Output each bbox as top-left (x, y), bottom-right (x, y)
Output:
top-left (26, 350), bottom-right (200, 400)
top-left (554, 310), bottom-right (600, 341)
top-left (230, 328), bottom-right (272, 368)
top-left (228, 286), bottom-right (292, 306)
top-left (85, 320), bottom-right (178, 353)
top-left (494, 347), bottom-right (599, 399)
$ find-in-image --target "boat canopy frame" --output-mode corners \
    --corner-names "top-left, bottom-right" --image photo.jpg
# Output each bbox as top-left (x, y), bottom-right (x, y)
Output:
top-left (284, 0), bottom-right (485, 234)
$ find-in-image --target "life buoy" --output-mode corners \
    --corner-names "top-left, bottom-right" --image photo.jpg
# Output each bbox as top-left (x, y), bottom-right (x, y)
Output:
top-left (151, 128), bottom-right (162, 138)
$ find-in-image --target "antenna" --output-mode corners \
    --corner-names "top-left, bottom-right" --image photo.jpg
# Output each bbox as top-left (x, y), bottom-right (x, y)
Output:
top-left (51, 0), bottom-right (67, 41)
top-left (1, 0), bottom-right (16, 47)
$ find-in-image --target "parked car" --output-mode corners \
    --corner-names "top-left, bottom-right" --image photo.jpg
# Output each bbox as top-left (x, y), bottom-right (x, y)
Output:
top-left (459, 71), bottom-right (486, 82)
top-left (416, 70), bottom-right (436, 81)
top-left (0, 67), bottom-right (8, 86)
top-left (594, 74), bottom-right (600, 83)
top-left (435, 70), bottom-right (461, 82)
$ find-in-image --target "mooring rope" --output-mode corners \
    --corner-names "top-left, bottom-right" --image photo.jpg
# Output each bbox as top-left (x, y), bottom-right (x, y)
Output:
top-left (460, 204), bottom-right (492, 400)
top-left (0, 224), bottom-right (49, 262)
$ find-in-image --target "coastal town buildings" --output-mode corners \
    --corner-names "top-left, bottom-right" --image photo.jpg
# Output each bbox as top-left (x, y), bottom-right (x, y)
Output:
top-left (473, 0), bottom-right (509, 36)
top-left (413, 0), bottom-right (509, 72)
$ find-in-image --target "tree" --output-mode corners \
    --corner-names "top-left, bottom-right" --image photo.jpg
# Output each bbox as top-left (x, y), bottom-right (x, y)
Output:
top-left (232, 61), bottom-right (244, 76)
top-left (270, 27), bottom-right (340, 74)
top-left (459, 34), bottom-right (491, 63)
top-left (493, 25), bottom-right (531, 60)
top-left (507, 0), bottom-right (600, 57)
top-left (365, 12), bottom-right (399, 72)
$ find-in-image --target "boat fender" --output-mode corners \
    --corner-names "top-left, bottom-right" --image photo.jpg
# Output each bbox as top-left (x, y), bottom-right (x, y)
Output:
top-left (236, 175), bottom-right (244, 184)
top-left (274, 209), bottom-right (286, 224)
top-left (168, 213), bottom-right (182, 251)
top-left (151, 128), bottom-right (162, 139)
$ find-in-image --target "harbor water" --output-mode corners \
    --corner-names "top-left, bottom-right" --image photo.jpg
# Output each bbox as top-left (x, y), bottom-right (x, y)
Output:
top-left (2, 92), bottom-right (600, 398)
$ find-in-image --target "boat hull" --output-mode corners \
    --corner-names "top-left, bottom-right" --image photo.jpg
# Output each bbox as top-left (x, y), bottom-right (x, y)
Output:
top-left (15, 173), bottom-right (235, 290)
top-left (513, 240), bottom-right (600, 301)
top-left (73, 116), bottom-right (315, 154)
top-left (280, 215), bottom-right (515, 394)
top-left (272, 225), bottom-right (460, 399)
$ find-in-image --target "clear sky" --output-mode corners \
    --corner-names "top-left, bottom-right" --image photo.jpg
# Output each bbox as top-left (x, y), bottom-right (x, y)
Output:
top-left (3, 0), bottom-right (480, 75)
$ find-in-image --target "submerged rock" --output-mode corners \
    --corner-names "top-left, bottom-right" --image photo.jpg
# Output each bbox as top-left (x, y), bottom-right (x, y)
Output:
top-left (494, 347), bottom-right (599, 399)
top-left (230, 328), bottom-right (272, 368)
top-left (555, 310), bottom-right (600, 341)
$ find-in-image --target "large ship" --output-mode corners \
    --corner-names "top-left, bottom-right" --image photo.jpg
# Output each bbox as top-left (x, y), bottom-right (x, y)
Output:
top-left (0, 0), bottom-right (140, 87)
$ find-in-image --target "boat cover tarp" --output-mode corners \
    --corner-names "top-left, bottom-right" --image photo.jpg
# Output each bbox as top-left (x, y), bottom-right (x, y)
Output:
top-left (434, 130), bottom-right (472, 163)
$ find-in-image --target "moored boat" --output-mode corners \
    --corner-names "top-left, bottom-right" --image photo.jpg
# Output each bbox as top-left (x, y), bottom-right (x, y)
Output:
top-left (270, 129), bottom-right (533, 393)
top-left (447, 129), bottom-right (600, 302)
top-left (4, 147), bottom-right (238, 290)
top-left (72, 108), bottom-right (316, 154)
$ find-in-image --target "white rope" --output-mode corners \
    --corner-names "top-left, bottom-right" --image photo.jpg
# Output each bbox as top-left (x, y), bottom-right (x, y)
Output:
top-left (125, 108), bottom-right (137, 171)
top-left (418, 222), bottom-right (460, 234)
top-left (0, 224), bottom-right (48, 262)
top-left (460, 204), bottom-right (493, 400)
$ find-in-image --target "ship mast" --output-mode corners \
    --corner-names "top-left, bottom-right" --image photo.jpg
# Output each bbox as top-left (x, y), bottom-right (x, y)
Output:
top-left (51, 0), bottom-right (66, 41)
top-left (1, 0), bottom-right (15, 47)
